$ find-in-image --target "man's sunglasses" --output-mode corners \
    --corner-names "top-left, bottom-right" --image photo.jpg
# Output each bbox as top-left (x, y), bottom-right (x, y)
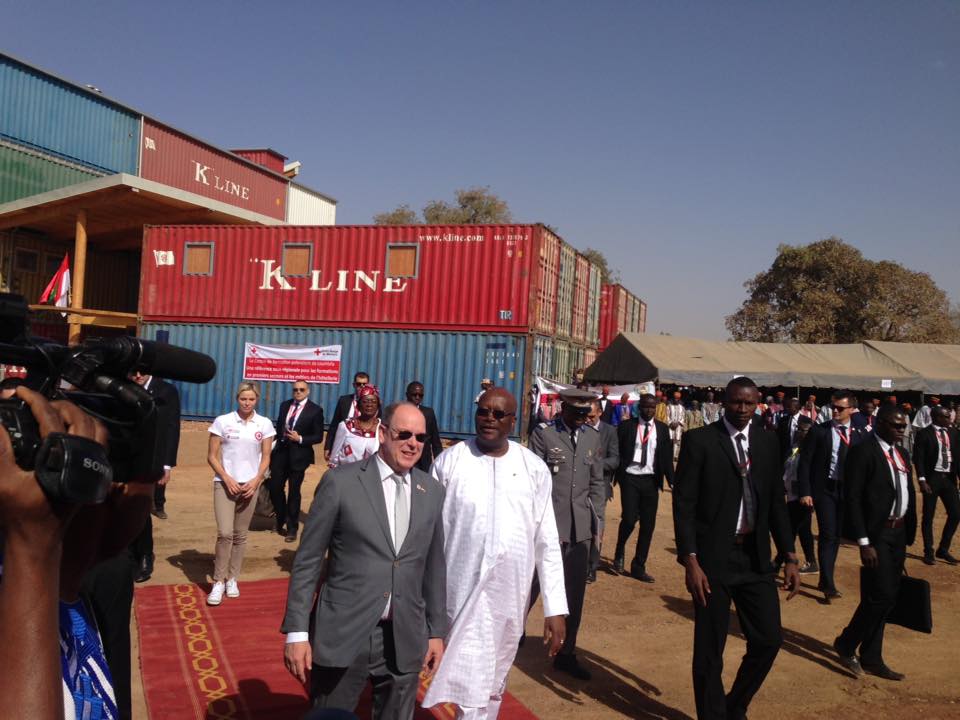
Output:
top-left (831, 404), bottom-right (852, 412)
top-left (388, 428), bottom-right (427, 443)
top-left (883, 421), bottom-right (908, 430)
top-left (293, 387), bottom-right (308, 393)
top-left (476, 408), bottom-right (515, 420)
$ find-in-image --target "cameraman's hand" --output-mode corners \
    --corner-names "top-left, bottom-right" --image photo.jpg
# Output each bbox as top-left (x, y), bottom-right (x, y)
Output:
top-left (0, 387), bottom-right (107, 542)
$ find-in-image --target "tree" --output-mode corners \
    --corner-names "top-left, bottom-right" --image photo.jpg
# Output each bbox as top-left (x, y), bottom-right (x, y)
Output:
top-left (372, 204), bottom-right (418, 225)
top-left (581, 247), bottom-right (620, 285)
top-left (374, 187), bottom-right (512, 225)
top-left (726, 237), bottom-right (959, 343)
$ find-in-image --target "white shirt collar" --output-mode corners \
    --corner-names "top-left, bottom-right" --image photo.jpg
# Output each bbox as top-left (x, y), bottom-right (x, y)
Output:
top-left (233, 410), bottom-right (260, 424)
top-left (723, 416), bottom-right (752, 438)
top-left (375, 453), bottom-right (409, 484)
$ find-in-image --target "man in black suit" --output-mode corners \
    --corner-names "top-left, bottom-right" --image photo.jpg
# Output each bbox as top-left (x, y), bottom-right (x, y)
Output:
top-left (587, 398), bottom-right (620, 583)
top-left (834, 404), bottom-right (917, 681)
top-left (324, 371), bottom-right (371, 462)
top-left (673, 376), bottom-right (799, 720)
top-left (406, 381), bottom-right (444, 473)
top-left (599, 385), bottom-right (616, 424)
top-left (130, 370), bottom-right (182, 581)
top-left (613, 393), bottom-right (674, 582)
top-left (913, 405), bottom-right (960, 565)
top-left (797, 389), bottom-right (866, 601)
top-left (270, 380), bottom-right (326, 542)
top-left (775, 397), bottom-right (802, 462)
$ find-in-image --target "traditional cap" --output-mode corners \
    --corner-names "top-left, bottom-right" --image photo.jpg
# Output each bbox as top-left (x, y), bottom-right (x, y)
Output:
top-left (480, 378), bottom-right (493, 386)
top-left (930, 396), bottom-right (941, 403)
top-left (560, 389), bottom-right (595, 414)
top-left (357, 384), bottom-right (380, 400)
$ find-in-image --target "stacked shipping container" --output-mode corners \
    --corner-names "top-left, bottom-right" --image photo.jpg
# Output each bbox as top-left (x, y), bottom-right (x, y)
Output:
top-left (598, 283), bottom-right (648, 351)
top-left (140, 224), bottom-right (602, 435)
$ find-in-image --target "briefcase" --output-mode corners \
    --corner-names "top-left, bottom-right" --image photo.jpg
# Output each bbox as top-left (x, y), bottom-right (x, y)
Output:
top-left (859, 568), bottom-right (932, 634)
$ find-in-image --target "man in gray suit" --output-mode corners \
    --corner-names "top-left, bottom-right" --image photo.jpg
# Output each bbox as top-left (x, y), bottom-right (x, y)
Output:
top-left (282, 402), bottom-right (447, 718)
top-left (529, 389), bottom-right (606, 680)
top-left (586, 397), bottom-right (620, 583)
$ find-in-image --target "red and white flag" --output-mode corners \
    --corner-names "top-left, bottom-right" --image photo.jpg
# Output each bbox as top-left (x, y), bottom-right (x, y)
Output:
top-left (39, 253), bottom-right (71, 316)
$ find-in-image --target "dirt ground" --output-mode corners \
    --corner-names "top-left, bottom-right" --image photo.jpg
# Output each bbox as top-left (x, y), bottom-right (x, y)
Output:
top-left (132, 424), bottom-right (960, 719)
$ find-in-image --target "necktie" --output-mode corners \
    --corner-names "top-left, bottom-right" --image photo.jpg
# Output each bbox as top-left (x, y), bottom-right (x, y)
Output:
top-left (640, 422), bottom-right (650, 467)
top-left (393, 474), bottom-right (409, 552)
top-left (889, 448), bottom-right (903, 518)
top-left (570, 428), bottom-right (578, 450)
top-left (735, 433), bottom-right (756, 530)
top-left (837, 425), bottom-right (849, 477)
top-left (287, 400), bottom-right (300, 430)
top-left (938, 428), bottom-right (950, 468)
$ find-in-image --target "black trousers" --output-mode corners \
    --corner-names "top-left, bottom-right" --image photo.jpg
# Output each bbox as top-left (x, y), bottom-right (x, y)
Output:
top-left (310, 622), bottom-right (419, 719)
top-left (80, 553), bottom-right (137, 720)
top-left (837, 526), bottom-right (905, 666)
top-left (813, 492), bottom-right (842, 591)
top-left (130, 512), bottom-right (153, 562)
top-left (615, 473), bottom-right (659, 572)
top-left (921, 472), bottom-right (960, 553)
top-left (530, 539), bottom-right (590, 656)
top-left (692, 541), bottom-right (782, 720)
top-left (269, 449), bottom-right (307, 533)
top-left (153, 481), bottom-right (166, 511)
top-left (786, 501), bottom-right (815, 561)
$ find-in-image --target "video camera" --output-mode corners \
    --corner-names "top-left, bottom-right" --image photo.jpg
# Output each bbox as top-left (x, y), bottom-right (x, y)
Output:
top-left (0, 293), bottom-right (216, 504)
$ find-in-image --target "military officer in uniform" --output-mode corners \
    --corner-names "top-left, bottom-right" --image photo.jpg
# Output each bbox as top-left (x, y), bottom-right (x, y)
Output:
top-left (529, 389), bottom-right (606, 681)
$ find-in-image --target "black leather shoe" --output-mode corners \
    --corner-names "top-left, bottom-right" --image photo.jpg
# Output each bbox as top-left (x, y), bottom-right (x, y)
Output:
top-left (833, 637), bottom-right (862, 676)
top-left (135, 554), bottom-right (154, 583)
top-left (923, 551), bottom-right (936, 565)
top-left (861, 663), bottom-right (904, 681)
top-left (935, 549), bottom-right (959, 565)
top-left (152, 507), bottom-right (168, 520)
top-left (631, 569), bottom-right (655, 583)
top-left (612, 556), bottom-right (625, 574)
top-left (284, 531), bottom-right (298, 544)
top-left (586, 570), bottom-right (597, 584)
top-left (553, 654), bottom-right (591, 680)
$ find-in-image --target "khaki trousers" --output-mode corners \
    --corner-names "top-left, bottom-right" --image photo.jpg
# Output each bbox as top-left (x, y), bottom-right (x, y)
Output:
top-left (212, 482), bottom-right (257, 582)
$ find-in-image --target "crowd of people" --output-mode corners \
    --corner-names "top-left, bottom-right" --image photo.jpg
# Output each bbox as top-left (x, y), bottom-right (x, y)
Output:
top-left (3, 364), bottom-right (957, 720)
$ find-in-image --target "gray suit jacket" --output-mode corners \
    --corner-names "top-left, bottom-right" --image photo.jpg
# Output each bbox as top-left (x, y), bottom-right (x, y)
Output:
top-left (280, 454), bottom-right (447, 673)
top-left (530, 419), bottom-right (606, 544)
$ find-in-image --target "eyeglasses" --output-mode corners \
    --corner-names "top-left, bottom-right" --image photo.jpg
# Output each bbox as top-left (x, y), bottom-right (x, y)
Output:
top-left (831, 404), bottom-right (852, 412)
top-left (476, 408), bottom-right (515, 420)
top-left (387, 428), bottom-right (427, 443)
top-left (292, 387), bottom-right (308, 393)
top-left (884, 421), bottom-right (908, 430)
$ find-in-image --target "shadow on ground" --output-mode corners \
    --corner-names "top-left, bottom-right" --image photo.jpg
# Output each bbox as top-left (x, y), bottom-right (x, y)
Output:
top-left (659, 594), bottom-right (857, 678)
top-left (513, 643), bottom-right (693, 719)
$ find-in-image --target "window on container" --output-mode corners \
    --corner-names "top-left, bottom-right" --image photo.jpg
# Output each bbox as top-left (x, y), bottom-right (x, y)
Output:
top-left (14, 248), bottom-right (39, 274)
top-left (386, 244), bottom-right (419, 278)
top-left (282, 243), bottom-right (312, 277)
top-left (184, 243), bottom-right (214, 276)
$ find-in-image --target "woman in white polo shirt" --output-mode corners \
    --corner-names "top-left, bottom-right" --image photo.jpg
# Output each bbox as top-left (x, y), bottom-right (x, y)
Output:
top-left (206, 381), bottom-right (275, 606)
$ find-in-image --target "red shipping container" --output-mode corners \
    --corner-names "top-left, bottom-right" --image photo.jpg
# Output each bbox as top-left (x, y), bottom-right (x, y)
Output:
top-left (140, 120), bottom-right (287, 220)
top-left (571, 254), bottom-right (590, 343)
top-left (230, 148), bottom-right (287, 174)
top-left (598, 283), bottom-right (647, 351)
top-left (140, 224), bottom-right (565, 333)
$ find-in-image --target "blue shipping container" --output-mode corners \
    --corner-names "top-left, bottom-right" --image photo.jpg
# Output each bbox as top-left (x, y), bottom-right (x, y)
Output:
top-left (0, 55), bottom-right (140, 174)
top-left (142, 323), bottom-right (528, 439)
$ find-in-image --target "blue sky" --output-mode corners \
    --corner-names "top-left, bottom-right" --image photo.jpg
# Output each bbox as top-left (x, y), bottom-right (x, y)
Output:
top-left (4, 2), bottom-right (958, 339)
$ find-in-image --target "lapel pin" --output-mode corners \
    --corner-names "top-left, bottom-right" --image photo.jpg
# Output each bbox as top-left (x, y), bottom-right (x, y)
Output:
top-left (416, 483), bottom-right (426, 493)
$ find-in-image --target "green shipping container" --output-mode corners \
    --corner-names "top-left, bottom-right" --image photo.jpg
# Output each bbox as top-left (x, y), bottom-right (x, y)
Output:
top-left (0, 141), bottom-right (101, 205)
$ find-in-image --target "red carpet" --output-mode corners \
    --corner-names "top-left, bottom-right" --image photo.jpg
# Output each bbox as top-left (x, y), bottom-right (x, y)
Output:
top-left (135, 578), bottom-right (537, 719)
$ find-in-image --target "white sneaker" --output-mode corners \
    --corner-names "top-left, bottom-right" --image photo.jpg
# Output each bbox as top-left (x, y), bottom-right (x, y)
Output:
top-left (207, 581), bottom-right (225, 606)
top-left (225, 578), bottom-right (240, 598)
